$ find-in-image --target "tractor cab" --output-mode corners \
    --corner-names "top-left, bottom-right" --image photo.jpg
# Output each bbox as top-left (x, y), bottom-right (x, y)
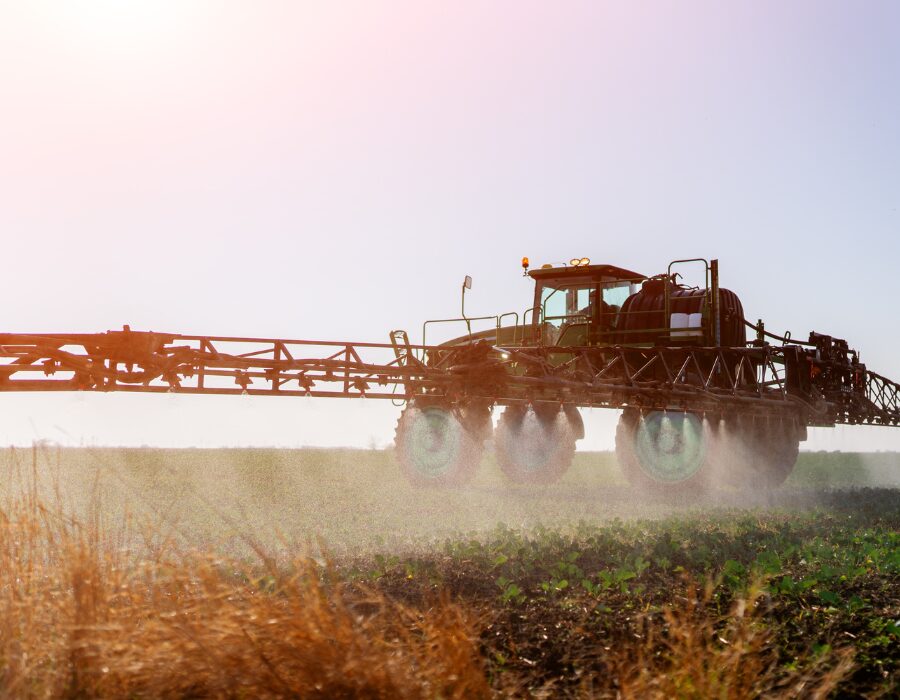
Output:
top-left (527, 261), bottom-right (645, 347)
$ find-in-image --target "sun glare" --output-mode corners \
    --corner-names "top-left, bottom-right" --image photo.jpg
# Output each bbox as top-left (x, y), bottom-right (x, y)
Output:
top-left (51, 0), bottom-right (192, 52)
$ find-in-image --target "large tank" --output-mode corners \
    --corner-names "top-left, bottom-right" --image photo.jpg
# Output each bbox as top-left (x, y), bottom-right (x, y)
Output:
top-left (614, 278), bottom-right (745, 346)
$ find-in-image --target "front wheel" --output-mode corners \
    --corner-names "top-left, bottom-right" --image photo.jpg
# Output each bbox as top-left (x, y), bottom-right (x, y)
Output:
top-left (394, 404), bottom-right (482, 487)
top-left (615, 409), bottom-right (713, 493)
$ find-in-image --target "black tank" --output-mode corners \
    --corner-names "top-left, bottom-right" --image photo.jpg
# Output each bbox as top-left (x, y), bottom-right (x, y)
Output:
top-left (614, 279), bottom-right (745, 346)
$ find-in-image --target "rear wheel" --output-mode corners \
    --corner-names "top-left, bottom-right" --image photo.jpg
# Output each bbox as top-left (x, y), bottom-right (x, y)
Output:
top-left (394, 404), bottom-right (482, 487)
top-left (762, 428), bottom-right (800, 487)
top-left (495, 405), bottom-right (578, 484)
top-left (615, 409), bottom-right (713, 493)
top-left (714, 416), bottom-right (801, 488)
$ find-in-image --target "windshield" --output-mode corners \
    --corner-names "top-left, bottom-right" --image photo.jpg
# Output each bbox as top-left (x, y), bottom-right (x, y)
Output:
top-left (541, 283), bottom-right (593, 329)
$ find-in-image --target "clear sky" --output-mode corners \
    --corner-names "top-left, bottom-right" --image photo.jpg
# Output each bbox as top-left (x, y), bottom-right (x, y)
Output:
top-left (1, 1), bottom-right (898, 450)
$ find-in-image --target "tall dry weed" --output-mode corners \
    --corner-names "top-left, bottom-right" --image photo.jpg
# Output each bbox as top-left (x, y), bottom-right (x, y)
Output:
top-left (0, 449), bottom-right (489, 699)
top-left (603, 580), bottom-right (855, 700)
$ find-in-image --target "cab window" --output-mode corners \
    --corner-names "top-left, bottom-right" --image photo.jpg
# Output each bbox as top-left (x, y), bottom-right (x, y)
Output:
top-left (601, 281), bottom-right (635, 309)
top-left (541, 284), bottom-right (593, 328)
top-left (600, 281), bottom-right (638, 330)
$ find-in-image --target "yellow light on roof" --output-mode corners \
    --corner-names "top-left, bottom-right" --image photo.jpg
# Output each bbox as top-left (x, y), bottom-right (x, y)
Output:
top-left (579, 257), bottom-right (590, 266)
top-left (521, 256), bottom-right (529, 269)
top-left (570, 258), bottom-right (580, 266)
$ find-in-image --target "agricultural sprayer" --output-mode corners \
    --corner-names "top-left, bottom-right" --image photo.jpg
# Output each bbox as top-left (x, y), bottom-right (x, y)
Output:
top-left (3, 257), bottom-right (897, 491)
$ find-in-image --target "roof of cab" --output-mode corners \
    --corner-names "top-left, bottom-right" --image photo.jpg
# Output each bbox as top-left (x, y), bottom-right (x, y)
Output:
top-left (527, 263), bottom-right (645, 282)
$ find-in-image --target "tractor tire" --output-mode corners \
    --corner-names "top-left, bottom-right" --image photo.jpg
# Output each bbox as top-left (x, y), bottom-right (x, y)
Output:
top-left (615, 409), bottom-right (713, 494)
top-left (394, 404), bottom-right (482, 487)
top-left (715, 417), bottom-right (800, 489)
top-left (495, 405), bottom-right (577, 484)
top-left (762, 427), bottom-right (800, 487)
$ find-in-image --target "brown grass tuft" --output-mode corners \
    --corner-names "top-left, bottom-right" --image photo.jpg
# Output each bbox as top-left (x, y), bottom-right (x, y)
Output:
top-left (605, 580), bottom-right (855, 699)
top-left (0, 462), bottom-right (489, 699)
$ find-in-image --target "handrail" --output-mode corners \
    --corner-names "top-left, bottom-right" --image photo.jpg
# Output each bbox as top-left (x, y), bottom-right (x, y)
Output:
top-left (665, 258), bottom-right (711, 344)
top-left (421, 315), bottom-right (497, 354)
top-left (421, 310), bottom-right (521, 358)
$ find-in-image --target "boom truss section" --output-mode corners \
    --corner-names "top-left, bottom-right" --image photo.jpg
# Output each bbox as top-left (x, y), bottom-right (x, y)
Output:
top-left (0, 330), bottom-right (415, 400)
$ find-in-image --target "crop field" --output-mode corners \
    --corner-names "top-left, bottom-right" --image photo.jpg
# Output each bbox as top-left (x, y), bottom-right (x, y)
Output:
top-left (1, 444), bottom-right (898, 698)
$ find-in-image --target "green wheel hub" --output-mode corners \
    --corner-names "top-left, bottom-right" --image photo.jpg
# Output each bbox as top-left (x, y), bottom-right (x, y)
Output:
top-left (634, 411), bottom-right (706, 483)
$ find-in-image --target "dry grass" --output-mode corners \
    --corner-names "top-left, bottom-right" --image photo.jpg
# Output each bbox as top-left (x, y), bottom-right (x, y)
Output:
top-left (603, 581), bottom-right (855, 700)
top-left (0, 460), bottom-right (489, 699)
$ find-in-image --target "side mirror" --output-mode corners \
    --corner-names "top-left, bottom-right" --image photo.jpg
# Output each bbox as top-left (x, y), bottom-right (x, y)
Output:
top-left (461, 275), bottom-right (473, 320)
